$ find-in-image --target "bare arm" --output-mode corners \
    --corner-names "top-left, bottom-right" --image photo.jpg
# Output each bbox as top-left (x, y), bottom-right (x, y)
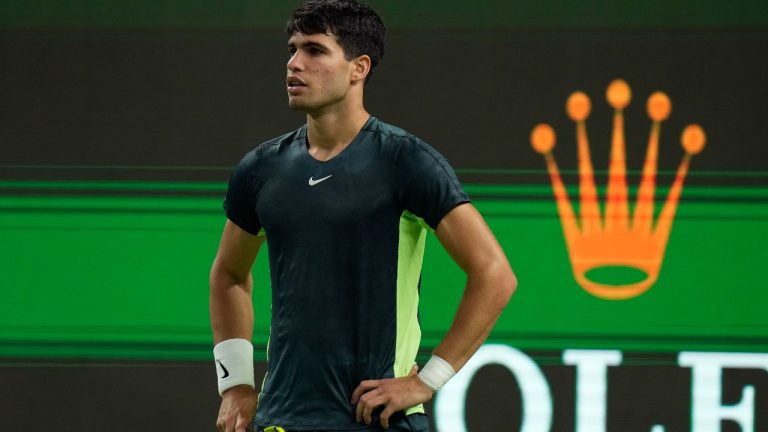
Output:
top-left (432, 202), bottom-right (517, 371)
top-left (210, 220), bottom-right (264, 432)
top-left (210, 220), bottom-right (264, 343)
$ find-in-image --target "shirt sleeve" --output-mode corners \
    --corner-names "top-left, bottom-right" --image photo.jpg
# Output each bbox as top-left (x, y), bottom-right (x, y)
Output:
top-left (395, 138), bottom-right (471, 230)
top-left (223, 148), bottom-right (262, 235)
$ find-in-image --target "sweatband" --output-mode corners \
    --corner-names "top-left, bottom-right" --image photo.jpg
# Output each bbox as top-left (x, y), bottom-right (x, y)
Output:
top-left (417, 354), bottom-right (456, 392)
top-left (213, 338), bottom-right (255, 396)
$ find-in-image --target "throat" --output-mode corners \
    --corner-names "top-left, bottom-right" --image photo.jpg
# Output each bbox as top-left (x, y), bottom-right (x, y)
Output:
top-left (306, 112), bottom-right (370, 161)
top-left (307, 141), bottom-right (351, 161)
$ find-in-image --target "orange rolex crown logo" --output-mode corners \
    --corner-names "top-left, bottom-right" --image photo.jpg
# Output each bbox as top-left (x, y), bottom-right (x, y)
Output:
top-left (531, 79), bottom-right (706, 300)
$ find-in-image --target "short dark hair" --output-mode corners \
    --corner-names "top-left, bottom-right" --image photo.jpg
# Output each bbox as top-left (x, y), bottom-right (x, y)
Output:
top-left (286, 0), bottom-right (387, 82)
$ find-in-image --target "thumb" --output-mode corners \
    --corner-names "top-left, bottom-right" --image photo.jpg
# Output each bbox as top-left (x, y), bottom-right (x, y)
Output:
top-left (409, 364), bottom-right (419, 376)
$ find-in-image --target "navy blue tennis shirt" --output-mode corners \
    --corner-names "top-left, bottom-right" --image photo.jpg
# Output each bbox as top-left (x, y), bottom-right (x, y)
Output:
top-left (224, 117), bottom-right (469, 430)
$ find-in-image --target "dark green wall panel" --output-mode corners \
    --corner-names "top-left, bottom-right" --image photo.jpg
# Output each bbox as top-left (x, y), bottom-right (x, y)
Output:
top-left (2, 0), bottom-right (768, 28)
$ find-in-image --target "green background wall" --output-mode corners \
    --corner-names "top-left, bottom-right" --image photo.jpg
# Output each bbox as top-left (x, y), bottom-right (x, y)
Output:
top-left (1, 181), bottom-right (767, 359)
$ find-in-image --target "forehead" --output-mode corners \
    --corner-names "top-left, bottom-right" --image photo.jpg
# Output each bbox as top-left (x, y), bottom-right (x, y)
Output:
top-left (287, 31), bottom-right (342, 50)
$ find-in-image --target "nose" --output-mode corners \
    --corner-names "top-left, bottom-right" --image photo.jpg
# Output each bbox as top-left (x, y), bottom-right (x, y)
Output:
top-left (287, 51), bottom-right (303, 72)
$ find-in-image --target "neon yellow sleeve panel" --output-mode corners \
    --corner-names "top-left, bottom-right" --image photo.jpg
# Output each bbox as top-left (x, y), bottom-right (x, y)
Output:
top-left (395, 211), bottom-right (427, 415)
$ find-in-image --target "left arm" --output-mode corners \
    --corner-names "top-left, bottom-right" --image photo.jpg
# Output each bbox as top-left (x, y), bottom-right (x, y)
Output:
top-left (351, 203), bottom-right (517, 427)
top-left (431, 202), bottom-right (517, 370)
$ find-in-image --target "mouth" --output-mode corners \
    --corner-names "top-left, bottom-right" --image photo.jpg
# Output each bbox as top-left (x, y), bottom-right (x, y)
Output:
top-left (286, 76), bottom-right (307, 90)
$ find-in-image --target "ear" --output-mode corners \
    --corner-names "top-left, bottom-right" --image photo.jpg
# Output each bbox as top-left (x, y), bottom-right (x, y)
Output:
top-left (350, 55), bottom-right (372, 83)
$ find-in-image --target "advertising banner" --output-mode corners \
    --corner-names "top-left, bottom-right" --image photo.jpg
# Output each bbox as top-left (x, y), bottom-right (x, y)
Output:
top-left (1, 1), bottom-right (767, 430)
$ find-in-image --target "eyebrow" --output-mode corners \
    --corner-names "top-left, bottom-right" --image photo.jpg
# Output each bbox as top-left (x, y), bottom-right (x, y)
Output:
top-left (287, 40), bottom-right (330, 51)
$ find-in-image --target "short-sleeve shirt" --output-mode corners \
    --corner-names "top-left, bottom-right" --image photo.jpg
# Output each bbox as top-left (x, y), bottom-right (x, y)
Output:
top-left (224, 116), bottom-right (469, 430)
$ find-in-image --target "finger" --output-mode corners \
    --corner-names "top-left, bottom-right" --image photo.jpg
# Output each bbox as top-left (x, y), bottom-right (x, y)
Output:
top-left (234, 416), bottom-right (249, 432)
top-left (380, 405), bottom-right (397, 429)
top-left (217, 407), bottom-right (228, 431)
top-left (351, 385), bottom-right (364, 405)
top-left (355, 390), bottom-right (367, 422)
top-left (217, 414), bottom-right (231, 432)
top-left (362, 393), bottom-right (387, 425)
top-left (225, 415), bottom-right (237, 432)
top-left (351, 379), bottom-right (379, 404)
top-left (356, 387), bottom-right (381, 422)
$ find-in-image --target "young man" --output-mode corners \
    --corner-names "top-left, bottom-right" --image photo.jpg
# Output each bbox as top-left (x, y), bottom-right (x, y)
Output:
top-left (209, 1), bottom-right (516, 431)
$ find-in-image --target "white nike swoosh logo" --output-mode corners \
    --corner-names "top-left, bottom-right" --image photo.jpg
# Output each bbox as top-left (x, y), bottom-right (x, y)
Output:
top-left (308, 174), bottom-right (332, 186)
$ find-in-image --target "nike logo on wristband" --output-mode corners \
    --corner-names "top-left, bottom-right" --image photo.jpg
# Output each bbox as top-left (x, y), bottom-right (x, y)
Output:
top-left (216, 360), bottom-right (230, 379)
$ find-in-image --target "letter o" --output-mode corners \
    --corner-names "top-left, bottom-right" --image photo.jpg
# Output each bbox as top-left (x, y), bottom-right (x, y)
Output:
top-left (434, 344), bottom-right (553, 432)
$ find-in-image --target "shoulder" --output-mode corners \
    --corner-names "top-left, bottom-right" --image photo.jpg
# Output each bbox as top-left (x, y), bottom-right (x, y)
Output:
top-left (364, 117), bottom-right (420, 146)
top-left (235, 125), bottom-right (306, 169)
top-left (363, 118), bottom-right (442, 161)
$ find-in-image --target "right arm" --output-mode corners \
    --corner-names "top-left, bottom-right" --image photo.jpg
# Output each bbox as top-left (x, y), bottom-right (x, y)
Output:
top-left (210, 220), bottom-right (263, 343)
top-left (210, 220), bottom-right (265, 432)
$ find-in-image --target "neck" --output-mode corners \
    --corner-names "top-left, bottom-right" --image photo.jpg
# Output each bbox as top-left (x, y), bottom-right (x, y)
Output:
top-left (305, 101), bottom-right (370, 161)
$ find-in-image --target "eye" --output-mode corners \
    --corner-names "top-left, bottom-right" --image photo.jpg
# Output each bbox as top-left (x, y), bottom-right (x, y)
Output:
top-left (287, 46), bottom-right (297, 56)
top-left (308, 47), bottom-right (322, 56)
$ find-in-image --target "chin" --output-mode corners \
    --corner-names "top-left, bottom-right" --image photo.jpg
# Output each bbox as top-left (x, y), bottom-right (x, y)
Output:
top-left (288, 99), bottom-right (309, 111)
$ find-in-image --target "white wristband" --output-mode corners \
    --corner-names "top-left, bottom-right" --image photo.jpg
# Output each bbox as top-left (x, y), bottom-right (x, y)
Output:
top-left (417, 354), bottom-right (456, 392)
top-left (213, 338), bottom-right (255, 396)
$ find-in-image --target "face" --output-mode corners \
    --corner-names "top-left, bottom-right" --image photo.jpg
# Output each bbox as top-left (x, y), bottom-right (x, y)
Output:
top-left (286, 31), bottom-right (359, 114)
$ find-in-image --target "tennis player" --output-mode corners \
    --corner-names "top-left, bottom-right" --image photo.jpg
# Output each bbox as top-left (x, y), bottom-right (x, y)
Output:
top-left (209, 1), bottom-right (516, 431)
